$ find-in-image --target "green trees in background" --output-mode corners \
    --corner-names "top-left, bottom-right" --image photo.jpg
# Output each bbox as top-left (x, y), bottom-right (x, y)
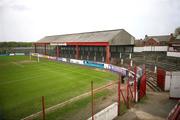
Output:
top-left (0, 42), bottom-right (33, 54)
top-left (0, 42), bottom-right (33, 47)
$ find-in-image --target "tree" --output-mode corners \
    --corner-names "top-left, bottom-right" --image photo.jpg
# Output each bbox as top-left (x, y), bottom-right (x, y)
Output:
top-left (175, 27), bottom-right (180, 36)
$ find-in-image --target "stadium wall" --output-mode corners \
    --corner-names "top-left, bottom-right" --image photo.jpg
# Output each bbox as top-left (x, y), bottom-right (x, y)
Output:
top-left (31, 53), bottom-right (142, 79)
top-left (87, 102), bottom-right (118, 120)
top-left (0, 53), bottom-right (25, 56)
top-left (134, 46), bottom-right (168, 52)
top-left (157, 68), bottom-right (180, 99)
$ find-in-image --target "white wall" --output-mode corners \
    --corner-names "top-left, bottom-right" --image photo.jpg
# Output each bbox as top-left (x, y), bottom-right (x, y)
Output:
top-left (170, 72), bottom-right (180, 98)
top-left (134, 47), bottom-right (144, 52)
top-left (165, 71), bottom-right (171, 91)
top-left (167, 52), bottom-right (180, 57)
top-left (88, 102), bottom-right (118, 120)
top-left (134, 46), bottom-right (168, 52)
top-left (70, 59), bottom-right (84, 64)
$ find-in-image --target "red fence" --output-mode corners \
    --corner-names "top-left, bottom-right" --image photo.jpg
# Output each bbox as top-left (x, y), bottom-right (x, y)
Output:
top-left (157, 68), bottom-right (166, 91)
top-left (139, 73), bottom-right (147, 99)
top-left (167, 100), bottom-right (180, 120)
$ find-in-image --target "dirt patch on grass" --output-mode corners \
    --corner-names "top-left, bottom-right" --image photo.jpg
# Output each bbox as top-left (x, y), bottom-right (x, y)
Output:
top-left (22, 81), bottom-right (119, 120)
top-left (18, 60), bottom-right (37, 64)
top-left (67, 88), bottom-right (118, 120)
top-left (94, 68), bottom-right (107, 72)
top-left (11, 60), bottom-right (36, 67)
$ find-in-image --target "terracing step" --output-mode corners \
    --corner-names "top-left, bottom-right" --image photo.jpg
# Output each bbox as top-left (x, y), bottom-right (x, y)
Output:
top-left (148, 77), bottom-right (157, 87)
top-left (147, 79), bottom-right (162, 92)
top-left (146, 71), bottom-right (162, 92)
top-left (146, 81), bottom-right (159, 92)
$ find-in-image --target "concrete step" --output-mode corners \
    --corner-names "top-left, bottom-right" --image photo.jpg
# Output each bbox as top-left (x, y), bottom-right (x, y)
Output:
top-left (147, 78), bottom-right (157, 86)
top-left (147, 80), bottom-right (161, 92)
top-left (146, 81), bottom-right (159, 92)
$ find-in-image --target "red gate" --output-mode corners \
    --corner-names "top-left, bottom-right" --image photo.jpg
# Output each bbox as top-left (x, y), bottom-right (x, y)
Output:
top-left (139, 73), bottom-right (146, 99)
top-left (157, 68), bottom-right (166, 91)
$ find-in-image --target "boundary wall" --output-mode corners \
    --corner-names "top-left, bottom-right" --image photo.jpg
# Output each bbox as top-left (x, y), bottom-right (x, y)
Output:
top-left (31, 53), bottom-right (143, 79)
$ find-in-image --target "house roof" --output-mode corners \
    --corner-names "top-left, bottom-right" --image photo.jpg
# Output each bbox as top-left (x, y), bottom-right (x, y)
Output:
top-left (134, 39), bottom-right (144, 46)
top-left (150, 38), bottom-right (159, 43)
top-left (145, 35), bottom-right (170, 42)
top-left (37, 29), bottom-right (135, 45)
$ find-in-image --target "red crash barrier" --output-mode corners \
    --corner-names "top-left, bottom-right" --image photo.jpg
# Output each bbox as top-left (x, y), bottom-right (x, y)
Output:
top-left (157, 68), bottom-right (166, 91)
top-left (139, 73), bottom-right (146, 99)
top-left (167, 100), bottom-right (180, 120)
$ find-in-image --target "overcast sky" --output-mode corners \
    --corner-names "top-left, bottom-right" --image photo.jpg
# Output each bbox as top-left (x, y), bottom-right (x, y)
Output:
top-left (0, 0), bottom-right (180, 42)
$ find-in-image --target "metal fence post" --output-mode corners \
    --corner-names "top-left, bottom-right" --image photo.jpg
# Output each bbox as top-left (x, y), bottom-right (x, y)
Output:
top-left (118, 74), bottom-right (121, 115)
top-left (42, 96), bottom-right (45, 120)
top-left (134, 66), bottom-right (137, 102)
top-left (127, 77), bottom-right (130, 109)
top-left (91, 81), bottom-right (94, 120)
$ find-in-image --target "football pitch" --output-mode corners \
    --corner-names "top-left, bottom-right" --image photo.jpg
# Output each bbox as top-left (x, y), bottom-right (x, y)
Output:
top-left (0, 56), bottom-right (117, 120)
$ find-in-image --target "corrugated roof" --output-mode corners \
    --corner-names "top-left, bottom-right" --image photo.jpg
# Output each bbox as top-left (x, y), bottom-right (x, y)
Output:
top-left (37, 29), bottom-right (123, 43)
top-left (146, 35), bottom-right (170, 42)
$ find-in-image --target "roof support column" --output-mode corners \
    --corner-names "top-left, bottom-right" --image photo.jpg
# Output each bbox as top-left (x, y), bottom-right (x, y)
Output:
top-left (59, 46), bottom-right (61, 57)
top-left (76, 45), bottom-right (79, 59)
top-left (56, 46), bottom-right (59, 58)
top-left (106, 45), bottom-right (110, 64)
top-left (34, 43), bottom-right (37, 53)
top-left (44, 43), bottom-right (47, 55)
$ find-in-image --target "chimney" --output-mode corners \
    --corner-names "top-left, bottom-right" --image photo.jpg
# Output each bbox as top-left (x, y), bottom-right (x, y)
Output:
top-left (169, 33), bottom-right (174, 42)
top-left (145, 35), bottom-right (148, 40)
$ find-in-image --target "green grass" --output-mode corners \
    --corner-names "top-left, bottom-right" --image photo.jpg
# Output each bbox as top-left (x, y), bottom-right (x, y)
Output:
top-left (0, 56), bottom-right (118, 120)
top-left (35, 89), bottom-right (111, 120)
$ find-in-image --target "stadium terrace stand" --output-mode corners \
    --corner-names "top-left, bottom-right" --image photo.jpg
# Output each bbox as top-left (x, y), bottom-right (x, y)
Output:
top-left (34, 29), bottom-right (135, 64)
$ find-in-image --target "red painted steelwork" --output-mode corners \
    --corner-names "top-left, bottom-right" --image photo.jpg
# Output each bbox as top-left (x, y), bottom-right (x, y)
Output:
top-left (44, 44), bottom-right (47, 55)
top-left (59, 46), bottom-right (61, 57)
top-left (106, 45), bottom-right (110, 64)
top-left (36, 42), bottom-right (109, 46)
top-left (129, 86), bottom-right (133, 100)
top-left (139, 74), bottom-right (147, 99)
top-left (120, 89), bottom-right (126, 105)
top-left (75, 45), bottom-right (79, 59)
top-left (66, 42), bottom-right (109, 46)
top-left (167, 101), bottom-right (180, 120)
top-left (34, 44), bottom-right (37, 53)
top-left (56, 46), bottom-right (59, 58)
top-left (134, 66), bottom-right (137, 102)
top-left (157, 68), bottom-right (166, 91)
top-left (127, 78), bottom-right (130, 109)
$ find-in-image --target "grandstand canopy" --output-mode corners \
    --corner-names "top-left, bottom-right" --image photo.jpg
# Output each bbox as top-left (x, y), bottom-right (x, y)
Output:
top-left (36, 29), bottom-right (135, 46)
